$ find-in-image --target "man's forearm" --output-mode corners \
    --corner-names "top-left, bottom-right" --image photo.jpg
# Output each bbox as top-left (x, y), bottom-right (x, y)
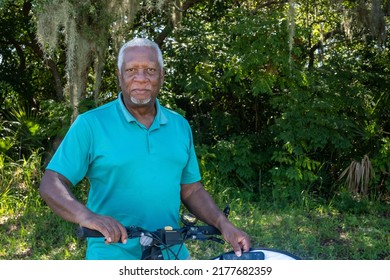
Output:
top-left (180, 182), bottom-right (230, 231)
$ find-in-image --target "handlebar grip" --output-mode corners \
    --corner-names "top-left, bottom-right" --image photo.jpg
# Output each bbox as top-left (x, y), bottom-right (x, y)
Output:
top-left (76, 226), bottom-right (104, 239)
top-left (76, 226), bottom-right (145, 240)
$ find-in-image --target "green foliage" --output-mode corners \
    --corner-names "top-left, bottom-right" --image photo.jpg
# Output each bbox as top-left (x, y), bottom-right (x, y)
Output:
top-left (0, 0), bottom-right (389, 260)
top-left (165, 6), bottom-right (292, 202)
top-left (0, 99), bottom-right (71, 161)
top-left (214, 136), bottom-right (257, 182)
top-left (1, 104), bottom-right (43, 159)
top-left (268, 70), bottom-right (363, 201)
top-left (371, 137), bottom-right (390, 194)
top-left (2, 0), bottom-right (388, 199)
top-left (159, 1), bottom-right (390, 204)
top-left (39, 99), bottom-right (72, 139)
top-left (0, 1), bottom-right (58, 107)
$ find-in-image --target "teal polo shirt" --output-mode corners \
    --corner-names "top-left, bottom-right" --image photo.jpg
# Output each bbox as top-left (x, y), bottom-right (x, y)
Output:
top-left (47, 93), bottom-right (201, 259)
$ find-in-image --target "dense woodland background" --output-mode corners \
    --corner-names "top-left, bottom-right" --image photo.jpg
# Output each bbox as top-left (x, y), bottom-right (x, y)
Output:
top-left (0, 0), bottom-right (389, 259)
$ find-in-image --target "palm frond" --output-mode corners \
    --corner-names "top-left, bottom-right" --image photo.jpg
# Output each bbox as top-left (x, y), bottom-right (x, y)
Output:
top-left (339, 155), bottom-right (375, 196)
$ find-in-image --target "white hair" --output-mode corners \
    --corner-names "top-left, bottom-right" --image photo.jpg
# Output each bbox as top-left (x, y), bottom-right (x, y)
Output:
top-left (117, 38), bottom-right (164, 74)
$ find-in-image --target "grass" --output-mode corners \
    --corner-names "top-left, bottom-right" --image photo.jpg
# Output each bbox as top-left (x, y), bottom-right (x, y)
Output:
top-left (0, 152), bottom-right (389, 260)
top-left (1, 193), bottom-right (388, 260)
top-left (0, 208), bottom-right (84, 259)
top-left (187, 196), bottom-right (389, 260)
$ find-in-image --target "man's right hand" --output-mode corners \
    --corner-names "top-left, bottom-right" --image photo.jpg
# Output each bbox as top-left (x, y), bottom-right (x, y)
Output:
top-left (79, 213), bottom-right (128, 244)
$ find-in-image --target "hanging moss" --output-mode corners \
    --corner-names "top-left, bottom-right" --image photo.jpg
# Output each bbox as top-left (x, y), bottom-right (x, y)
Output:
top-left (341, 0), bottom-right (387, 44)
top-left (34, 0), bottom-right (140, 120)
top-left (34, 0), bottom-right (178, 120)
top-left (35, 0), bottom-right (73, 55)
top-left (287, 0), bottom-right (296, 69)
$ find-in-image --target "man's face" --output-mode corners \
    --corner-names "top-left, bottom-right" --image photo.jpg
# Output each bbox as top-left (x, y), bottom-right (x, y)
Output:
top-left (118, 46), bottom-right (164, 107)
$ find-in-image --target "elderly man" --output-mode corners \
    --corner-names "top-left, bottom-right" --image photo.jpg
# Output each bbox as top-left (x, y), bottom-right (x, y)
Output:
top-left (39, 38), bottom-right (250, 260)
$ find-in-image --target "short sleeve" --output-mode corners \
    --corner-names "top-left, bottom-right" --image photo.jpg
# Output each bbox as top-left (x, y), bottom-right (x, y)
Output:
top-left (46, 115), bottom-right (92, 186)
top-left (180, 124), bottom-right (202, 184)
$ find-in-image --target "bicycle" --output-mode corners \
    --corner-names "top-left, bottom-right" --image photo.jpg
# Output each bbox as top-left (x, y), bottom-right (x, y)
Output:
top-left (76, 206), bottom-right (300, 260)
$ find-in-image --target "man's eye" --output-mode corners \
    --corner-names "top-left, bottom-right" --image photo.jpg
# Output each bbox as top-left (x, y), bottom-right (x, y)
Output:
top-left (126, 68), bottom-right (135, 73)
top-left (147, 68), bottom-right (156, 74)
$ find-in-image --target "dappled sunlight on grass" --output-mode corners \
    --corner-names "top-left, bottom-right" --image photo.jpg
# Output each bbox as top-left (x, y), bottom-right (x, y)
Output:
top-left (1, 197), bottom-right (388, 259)
top-left (215, 202), bottom-right (389, 260)
top-left (0, 207), bottom-right (85, 260)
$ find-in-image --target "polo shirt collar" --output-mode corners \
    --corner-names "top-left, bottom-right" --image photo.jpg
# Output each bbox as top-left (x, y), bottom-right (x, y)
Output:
top-left (117, 92), bottom-right (168, 126)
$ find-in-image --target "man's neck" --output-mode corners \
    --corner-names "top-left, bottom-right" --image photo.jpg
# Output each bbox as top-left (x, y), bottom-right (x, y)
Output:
top-left (126, 102), bottom-right (157, 129)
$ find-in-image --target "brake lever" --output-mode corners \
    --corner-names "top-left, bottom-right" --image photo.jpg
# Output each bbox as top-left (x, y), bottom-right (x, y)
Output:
top-left (127, 226), bottom-right (145, 239)
top-left (183, 231), bottom-right (209, 242)
top-left (192, 232), bottom-right (224, 244)
top-left (208, 236), bottom-right (225, 244)
top-left (223, 204), bottom-right (230, 218)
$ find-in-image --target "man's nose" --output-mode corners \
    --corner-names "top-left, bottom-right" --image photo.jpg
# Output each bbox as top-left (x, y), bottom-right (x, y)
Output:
top-left (133, 70), bottom-right (148, 81)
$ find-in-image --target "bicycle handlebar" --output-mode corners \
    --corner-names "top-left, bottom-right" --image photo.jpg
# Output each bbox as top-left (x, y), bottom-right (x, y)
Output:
top-left (75, 205), bottom-right (301, 260)
top-left (76, 207), bottom-right (231, 259)
top-left (76, 224), bottom-right (223, 245)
